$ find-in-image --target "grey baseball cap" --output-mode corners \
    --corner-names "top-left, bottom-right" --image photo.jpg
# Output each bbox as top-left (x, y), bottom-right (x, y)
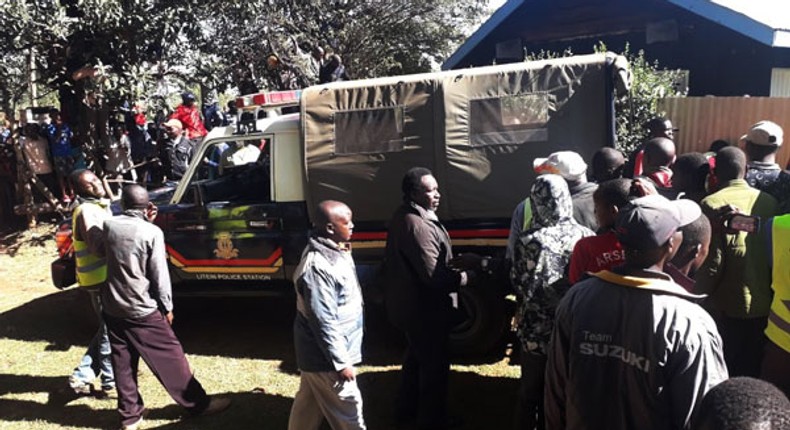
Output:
top-left (615, 195), bottom-right (701, 251)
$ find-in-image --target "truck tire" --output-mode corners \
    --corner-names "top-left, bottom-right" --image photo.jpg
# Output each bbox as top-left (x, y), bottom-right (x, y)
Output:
top-left (449, 281), bottom-right (512, 356)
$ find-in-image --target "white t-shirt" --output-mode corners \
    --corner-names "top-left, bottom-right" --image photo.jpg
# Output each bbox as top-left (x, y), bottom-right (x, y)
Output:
top-left (105, 135), bottom-right (134, 173)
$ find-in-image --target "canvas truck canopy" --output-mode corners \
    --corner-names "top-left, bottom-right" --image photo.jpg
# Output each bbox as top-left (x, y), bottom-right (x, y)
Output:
top-left (301, 52), bottom-right (630, 224)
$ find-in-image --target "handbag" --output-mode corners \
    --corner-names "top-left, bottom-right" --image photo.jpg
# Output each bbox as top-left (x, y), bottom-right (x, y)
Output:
top-left (51, 253), bottom-right (76, 289)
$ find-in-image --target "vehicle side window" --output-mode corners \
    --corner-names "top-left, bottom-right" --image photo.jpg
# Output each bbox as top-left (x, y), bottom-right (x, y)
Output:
top-left (334, 106), bottom-right (405, 154)
top-left (469, 93), bottom-right (552, 146)
top-left (190, 138), bottom-right (271, 204)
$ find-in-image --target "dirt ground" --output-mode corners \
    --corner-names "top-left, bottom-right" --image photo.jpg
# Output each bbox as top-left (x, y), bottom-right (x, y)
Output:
top-left (0, 222), bottom-right (520, 430)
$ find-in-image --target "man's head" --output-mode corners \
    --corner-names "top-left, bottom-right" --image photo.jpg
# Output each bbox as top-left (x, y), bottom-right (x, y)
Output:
top-left (643, 137), bottom-right (676, 172)
top-left (646, 116), bottom-right (676, 140)
top-left (24, 123), bottom-right (39, 137)
top-left (49, 108), bottom-right (62, 125)
top-left (694, 377), bottom-right (790, 430)
top-left (533, 151), bottom-right (588, 185)
top-left (615, 194), bottom-right (701, 269)
top-left (181, 92), bottom-right (196, 106)
top-left (121, 184), bottom-right (150, 211)
top-left (714, 146), bottom-right (747, 183)
top-left (672, 152), bottom-right (710, 196)
top-left (163, 119), bottom-right (183, 139)
top-left (708, 139), bottom-right (731, 153)
top-left (741, 120), bottom-right (783, 163)
top-left (314, 200), bottom-right (354, 243)
top-left (591, 147), bottom-right (625, 183)
top-left (593, 178), bottom-right (632, 230)
top-left (402, 167), bottom-right (440, 211)
top-left (669, 212), bottom-right (711, 278)
top-left (69, 169), bottom-right (106, 199)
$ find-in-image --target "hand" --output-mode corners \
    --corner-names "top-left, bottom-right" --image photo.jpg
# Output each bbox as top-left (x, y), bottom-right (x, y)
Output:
top-left (450, 253), bottom-right (484, 271)
top-left (630, 178), bottom-right (657, 197)
top-left (146, 202), bottom-right (158, 222)
top-left (714, 204), bottom-right (742, 234)
top-left (337, 367), bottom-right (355, 382)
top-left (165, 311), bottom-right (174, 325)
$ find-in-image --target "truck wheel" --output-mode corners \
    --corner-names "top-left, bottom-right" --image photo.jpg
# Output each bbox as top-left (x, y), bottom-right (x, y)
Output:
top-left (449, 281), bottom-right (511, 356)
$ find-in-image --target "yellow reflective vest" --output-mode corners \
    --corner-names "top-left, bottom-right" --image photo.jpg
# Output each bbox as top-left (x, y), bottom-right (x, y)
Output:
top-left (72, 201), bottom-right (109, 287)
top-left (767, 215), bottom-right (790, 353)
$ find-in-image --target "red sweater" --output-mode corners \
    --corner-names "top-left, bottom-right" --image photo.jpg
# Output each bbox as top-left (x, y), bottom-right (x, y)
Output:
top-left (170, 105), bottom-right (207, 139)
top-left (568, 230), bottom-right (624, 284)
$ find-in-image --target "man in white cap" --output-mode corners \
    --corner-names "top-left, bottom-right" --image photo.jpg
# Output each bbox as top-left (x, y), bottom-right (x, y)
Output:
top-left (161, 118), bottom-right (194, 182)
top-left (743, 120), bottom-right (783, 191)
top-left (533, 151), bottom-right (599, 231)
top-left (506, 151), bottom-right (598, 262)
top-left (742, 120), bottom-right (790, 212)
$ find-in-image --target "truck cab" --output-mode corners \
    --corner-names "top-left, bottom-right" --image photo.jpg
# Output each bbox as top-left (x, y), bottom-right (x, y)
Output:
top-left (157, 97), bottom-right (308, 296)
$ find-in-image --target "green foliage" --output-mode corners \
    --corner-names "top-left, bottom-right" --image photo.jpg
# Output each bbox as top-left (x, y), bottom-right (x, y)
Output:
top-left (526, 43), bottom-right (688, 156)
top-left (0, 0), bottom-right (489, 117)
top-left (597, 43), bottom-right (689, 155)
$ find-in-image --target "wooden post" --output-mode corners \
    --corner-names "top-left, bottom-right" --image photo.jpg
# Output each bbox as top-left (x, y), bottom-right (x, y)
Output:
top-left (13, 134), bottom-right (36, 228)
top-left (28, 48), bottom-right (37, 108)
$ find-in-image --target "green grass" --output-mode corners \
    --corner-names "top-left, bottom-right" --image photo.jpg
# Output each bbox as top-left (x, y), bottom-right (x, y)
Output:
top-left (0, 225), bottom-right (520, 430)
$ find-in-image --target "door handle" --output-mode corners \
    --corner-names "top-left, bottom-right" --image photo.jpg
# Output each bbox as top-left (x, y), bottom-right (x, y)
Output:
top-left (177, 224), bottom-right (207, 231)
top-left (249, 220), bottom-right (277, 229)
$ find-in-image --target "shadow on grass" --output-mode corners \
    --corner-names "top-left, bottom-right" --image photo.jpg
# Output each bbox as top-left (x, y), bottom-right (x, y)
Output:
top-left (358, 368), bottom-right (519, 430)
top-left (0, 366), bottom-right (517, 430)
top-left (0, 288), bottom-right (510, 368)
top-left (0, 374), bottom-right (293, 430)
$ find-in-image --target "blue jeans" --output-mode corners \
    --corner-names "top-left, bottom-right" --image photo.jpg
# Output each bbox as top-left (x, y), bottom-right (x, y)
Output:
top-left (71, 289), bottom-right (115, 389)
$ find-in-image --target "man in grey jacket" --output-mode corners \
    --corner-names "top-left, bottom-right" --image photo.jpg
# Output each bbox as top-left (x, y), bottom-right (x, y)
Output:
top-left (102, 185), bottom-right (229, 430)
top-left (545, 195), bottom-right (728, 430)
top-left (288, 200), bottom-right (366, 430)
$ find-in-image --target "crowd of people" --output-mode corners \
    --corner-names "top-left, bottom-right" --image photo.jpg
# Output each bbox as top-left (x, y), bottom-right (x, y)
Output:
top-left (0, 92), bottom-right (240, 220)
top-left (282, 115), bottom-right (790, 430)
top-left (509, 118), bottom-right (790, 430)
top-left (37, 114), bottom-right (790, 430)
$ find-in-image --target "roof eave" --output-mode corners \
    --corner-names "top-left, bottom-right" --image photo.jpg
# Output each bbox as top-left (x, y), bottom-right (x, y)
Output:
top-left (667, 0), bottom-right (787, 47)
top-left (442, 0), bottom-right (527, 70)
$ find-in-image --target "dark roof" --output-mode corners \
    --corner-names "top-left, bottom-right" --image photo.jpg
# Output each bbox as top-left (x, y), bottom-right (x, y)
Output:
top-left (443, 0), bottom-right (790, 70)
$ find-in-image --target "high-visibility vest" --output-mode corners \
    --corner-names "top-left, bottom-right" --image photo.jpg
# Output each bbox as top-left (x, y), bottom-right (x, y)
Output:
top-left (72, 202), bottom-right (108, 287)
top-left (522, 198), bottom-right (533, 230)
top-left (767, 215), bottom-right (790, 353)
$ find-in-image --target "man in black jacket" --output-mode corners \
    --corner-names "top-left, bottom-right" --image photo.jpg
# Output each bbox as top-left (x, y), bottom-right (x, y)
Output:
top-left (385, 167), bottom-right (468, 430)
top-left (161, 119), bottom-right (194, 181)
top-left (545, 195), bottom-right (728, 430)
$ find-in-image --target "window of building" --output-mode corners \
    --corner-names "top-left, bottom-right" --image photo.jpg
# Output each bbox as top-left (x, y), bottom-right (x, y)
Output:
top-left (771, 68), bottom-right (790, 97)
top-left (469, 93), bottom-right (550, 146)
top-left (334, 106), bottom-right (405, 154)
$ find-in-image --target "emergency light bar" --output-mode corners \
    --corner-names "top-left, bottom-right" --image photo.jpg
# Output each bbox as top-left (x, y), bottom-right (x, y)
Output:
top-left (236, 90), bottom-right (302, 110)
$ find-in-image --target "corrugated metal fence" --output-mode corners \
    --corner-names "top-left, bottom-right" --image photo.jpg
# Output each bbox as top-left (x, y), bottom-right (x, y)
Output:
top-left (659, 97), bottom-right (790, 168)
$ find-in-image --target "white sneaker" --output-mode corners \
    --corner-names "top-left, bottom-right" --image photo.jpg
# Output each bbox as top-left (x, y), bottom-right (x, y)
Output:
top-left (68, 376), bottom-right (92, 395)
top-left (196, 396), bottom-right (232, 416)
top-left (120, 416), bottom-right (143, 430)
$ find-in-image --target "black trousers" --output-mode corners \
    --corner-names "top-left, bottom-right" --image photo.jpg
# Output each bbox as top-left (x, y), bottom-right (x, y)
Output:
top-left (716, 315), bottom-right (767, 377)
top-left (514, 349), bottom-right (547, 430)
top-left (105, 310), bottom-right (209, 427)
top-left (396, 316), bottom-right (451, 430)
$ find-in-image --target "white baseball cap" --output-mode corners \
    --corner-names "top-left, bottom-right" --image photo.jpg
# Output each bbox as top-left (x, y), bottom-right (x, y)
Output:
top-left (533, 151), bottom-right (587, 181)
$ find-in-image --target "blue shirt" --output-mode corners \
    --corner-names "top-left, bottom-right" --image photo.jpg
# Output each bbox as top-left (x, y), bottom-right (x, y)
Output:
top-left (48, 123), bottom-right (73, 157)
